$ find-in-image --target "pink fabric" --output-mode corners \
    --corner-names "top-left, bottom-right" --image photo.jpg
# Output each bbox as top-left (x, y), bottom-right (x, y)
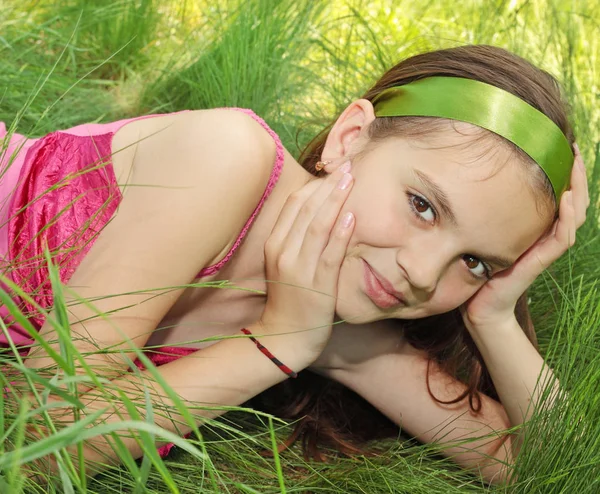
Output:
top-left (0, 123), bottom-right (41, 254)
top-left (0, 108), bottom-right (285, 457)
top-left (8, 131), bottom-right (121, 330)
top-left (0, 123), bottom-right (42, 345)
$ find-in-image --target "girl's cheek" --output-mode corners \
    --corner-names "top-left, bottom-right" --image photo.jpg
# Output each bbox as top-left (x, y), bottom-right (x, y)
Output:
top-left (434, 276), bottom-right (475, 310)
top-left (351, 180), bottom-right (408, 228)
top-left (363, 198), bottom-right (411, 241)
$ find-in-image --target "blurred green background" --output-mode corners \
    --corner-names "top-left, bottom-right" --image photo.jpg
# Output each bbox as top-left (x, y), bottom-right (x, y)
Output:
top-left (0, 0), bottom-right (598, 492)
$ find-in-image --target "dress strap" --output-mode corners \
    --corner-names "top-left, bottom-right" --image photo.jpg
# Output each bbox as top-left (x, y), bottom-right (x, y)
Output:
top-left (196, 108), bottom-right (285, 278)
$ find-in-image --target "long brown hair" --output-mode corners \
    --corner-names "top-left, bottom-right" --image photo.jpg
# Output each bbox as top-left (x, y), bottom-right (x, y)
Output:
top-left (246, 45), bottom-right (574, 461)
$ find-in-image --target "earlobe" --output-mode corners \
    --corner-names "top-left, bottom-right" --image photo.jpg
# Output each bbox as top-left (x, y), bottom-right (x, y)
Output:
top-left (314, 160), bottom-right (331, 172)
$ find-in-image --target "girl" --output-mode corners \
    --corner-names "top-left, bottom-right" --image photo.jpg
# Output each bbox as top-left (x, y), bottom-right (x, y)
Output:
top-left (0, 44), bottom-right (589, 484)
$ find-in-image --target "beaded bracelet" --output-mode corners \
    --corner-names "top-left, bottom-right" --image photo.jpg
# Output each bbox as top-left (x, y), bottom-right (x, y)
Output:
top-left (240, 328), bottom-right (298, 378)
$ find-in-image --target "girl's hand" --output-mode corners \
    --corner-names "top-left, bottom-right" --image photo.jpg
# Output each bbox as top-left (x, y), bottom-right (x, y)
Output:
top-left (461, 144), bottom-right (590, 332)
top-left (258, 161), bottom-right (355, 359)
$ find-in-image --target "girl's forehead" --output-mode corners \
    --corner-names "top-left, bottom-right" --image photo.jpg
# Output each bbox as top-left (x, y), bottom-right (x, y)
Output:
top-left (443, 161), bottom-right (547, 252)
top-left (368, 128), bottom-right (525, 186)
top-left (387, 123), bottom-right (510, 160)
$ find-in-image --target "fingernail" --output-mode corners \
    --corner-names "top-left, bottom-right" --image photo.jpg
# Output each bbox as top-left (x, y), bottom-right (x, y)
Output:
top-left (341, 212), bottom-right (354, 228)
top-left (339, 161), bottom-right (351, 173)
top-left (338, 173), bottom-right (352, 190)
top-left (566, 191), bottom-right (573, 205)
top-left (573, 143), bottom-right (580, 155)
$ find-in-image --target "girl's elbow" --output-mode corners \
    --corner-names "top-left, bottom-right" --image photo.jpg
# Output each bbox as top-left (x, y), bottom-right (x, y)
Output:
top-left (457, 433), bottom-right (517, 486)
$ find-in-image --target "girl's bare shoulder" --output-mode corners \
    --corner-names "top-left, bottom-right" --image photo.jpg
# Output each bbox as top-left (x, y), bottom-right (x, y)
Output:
top-left (112, 108), bottom-right (277, 193)
top-left (110, 108), bottom-right (280, 261)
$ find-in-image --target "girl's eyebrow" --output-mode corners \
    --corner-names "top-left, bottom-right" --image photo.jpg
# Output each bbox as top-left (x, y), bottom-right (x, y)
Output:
top-left (413, 169), bottom-right (514, 270)
top-left (413, 169), bottom-right (458, 226)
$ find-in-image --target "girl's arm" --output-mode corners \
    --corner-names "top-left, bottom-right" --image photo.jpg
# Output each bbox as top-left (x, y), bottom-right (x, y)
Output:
top-left (38, 322), bottom-right (319, 477)
top-left (314, 336), bottom-right (517, 485)
top-left (310, 318), bottom-right (552, 485)
top-left (24, 108), bottom-right (277, 390)
top-left (466, 318), bottom-right (560, 448)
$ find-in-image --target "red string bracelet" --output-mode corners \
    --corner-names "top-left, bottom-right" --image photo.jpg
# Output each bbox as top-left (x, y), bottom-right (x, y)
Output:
top-left (240, 328), bottom-right (298, 378)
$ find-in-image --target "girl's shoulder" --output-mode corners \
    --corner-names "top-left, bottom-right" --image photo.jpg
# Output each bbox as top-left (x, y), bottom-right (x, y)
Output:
top-left (119, 107), bottom-right (281, 151)
top-left (109, 107), bottom-right (286, 267)
top-left (113, 107), bottom-right (282, 187)
top-left (58, 107), bottom-right (284, 189)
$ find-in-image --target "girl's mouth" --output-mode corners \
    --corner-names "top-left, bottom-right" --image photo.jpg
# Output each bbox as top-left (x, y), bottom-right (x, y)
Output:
top-left (362, 259), bottom-right (405, 309)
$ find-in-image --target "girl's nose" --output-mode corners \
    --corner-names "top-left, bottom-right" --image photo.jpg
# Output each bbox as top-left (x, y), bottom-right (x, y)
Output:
top-left (398, 247), bottom-right (448, 295)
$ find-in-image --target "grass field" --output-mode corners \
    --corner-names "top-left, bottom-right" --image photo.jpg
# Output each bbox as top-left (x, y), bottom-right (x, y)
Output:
top-left (0, 0), bottom-right (599, 492)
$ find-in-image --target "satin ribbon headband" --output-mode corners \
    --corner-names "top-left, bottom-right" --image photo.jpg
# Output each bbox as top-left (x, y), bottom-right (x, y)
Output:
top-left (371, 76), bottom-right (573, 202)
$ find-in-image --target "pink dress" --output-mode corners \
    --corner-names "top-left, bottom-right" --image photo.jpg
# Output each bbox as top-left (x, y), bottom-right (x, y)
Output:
top-left (0, 108), bottom-right (285, 456)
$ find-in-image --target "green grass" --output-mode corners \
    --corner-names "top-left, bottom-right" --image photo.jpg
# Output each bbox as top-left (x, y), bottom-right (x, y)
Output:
top-left (0, 0), bottom-right (599, 492)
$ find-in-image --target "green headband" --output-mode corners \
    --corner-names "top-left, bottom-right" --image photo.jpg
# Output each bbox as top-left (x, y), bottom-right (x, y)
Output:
top-left (371, 76), bottom-right (573, 201)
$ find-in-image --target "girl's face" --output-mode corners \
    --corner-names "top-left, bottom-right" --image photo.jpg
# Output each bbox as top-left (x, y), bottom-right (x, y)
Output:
top-left (332, 119), bottom-right (554, 324)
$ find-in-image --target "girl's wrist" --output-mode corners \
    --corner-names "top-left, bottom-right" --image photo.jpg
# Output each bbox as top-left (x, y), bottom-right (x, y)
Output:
top-left (242, 323), bottom-right (324, 371)
top-left (249, 320), bottom-right (330, 361)
top-left (466, 314), bottom-right (521, 338)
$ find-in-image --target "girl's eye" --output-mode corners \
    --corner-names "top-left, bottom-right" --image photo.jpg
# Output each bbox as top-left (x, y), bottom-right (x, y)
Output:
top-left (462, 255), bottom-right (491, 279)
top-left (409, 194), bottom-right (436, 223)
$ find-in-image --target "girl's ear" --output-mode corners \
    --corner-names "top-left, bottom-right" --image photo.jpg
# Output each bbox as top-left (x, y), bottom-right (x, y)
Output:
top-left (320, 99), bottom-right (376, 165)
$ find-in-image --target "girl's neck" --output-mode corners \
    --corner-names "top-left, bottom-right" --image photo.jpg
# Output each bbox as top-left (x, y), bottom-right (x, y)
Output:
top-left (226, 152), bottom-right (316, 279)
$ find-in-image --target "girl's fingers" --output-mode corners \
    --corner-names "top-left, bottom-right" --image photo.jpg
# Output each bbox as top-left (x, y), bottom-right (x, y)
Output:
top-left (573, 143), bottom-right (591, 209)
top-left (519, 190), bottom-right (576, 279)
top-left (479, 146), bottom-right (587, 297)
top-left (283, 166), bottom-right (351, 258)
top-left (296, 172), bottom-right (354, 271)
top-left (547, 190), bottom-right (577, 257)
top-left (267, 179), bottom-right (321, 250)
top-left (549, 190), bottom-right (577, 251)
top-left (267, 167), bottom-right (343, 258)
top-left (554, 191), bottom-right (577, 247)
top-left (314, 211), bottom-right (354, 286)
top-left (569, 147), bottom-right (588, 228)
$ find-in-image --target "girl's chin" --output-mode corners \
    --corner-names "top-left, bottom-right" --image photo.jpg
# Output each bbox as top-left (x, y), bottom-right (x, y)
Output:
top-left (334, 298), bottom-right (404, 324)
top-left (335, 298), bottom-right (460, 324)
top-left (334, 300), bottom-right (381, 324)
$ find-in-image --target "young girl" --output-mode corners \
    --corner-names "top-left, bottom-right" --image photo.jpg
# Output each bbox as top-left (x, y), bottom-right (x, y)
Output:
top-left (0, 44), bottom-right (589, 484)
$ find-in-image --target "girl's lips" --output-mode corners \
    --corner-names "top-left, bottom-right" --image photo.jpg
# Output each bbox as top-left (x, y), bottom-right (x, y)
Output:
top-left (362, 259), bottom-right (405, 309)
